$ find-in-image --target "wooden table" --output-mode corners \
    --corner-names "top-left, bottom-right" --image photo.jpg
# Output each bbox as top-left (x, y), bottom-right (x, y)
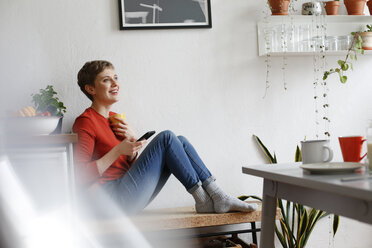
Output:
top-left (242, 163), bottom-right (372, 248)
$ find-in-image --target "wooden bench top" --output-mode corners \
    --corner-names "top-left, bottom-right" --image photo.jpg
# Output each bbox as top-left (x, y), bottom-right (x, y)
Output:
top-left (87, 202), bottom-right (281, 234)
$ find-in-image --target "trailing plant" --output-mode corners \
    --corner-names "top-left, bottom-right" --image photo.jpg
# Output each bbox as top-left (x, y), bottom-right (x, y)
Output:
top-left (323, 31), bottom-right (364, 84)
top-left (31, 85), bottom-right (66, 116)
top-left (240, 135), bottom-right (339, 248)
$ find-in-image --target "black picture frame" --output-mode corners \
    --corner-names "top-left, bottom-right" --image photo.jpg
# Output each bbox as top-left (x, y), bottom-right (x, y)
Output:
top-left (118, 0), bottom-right (212, 30)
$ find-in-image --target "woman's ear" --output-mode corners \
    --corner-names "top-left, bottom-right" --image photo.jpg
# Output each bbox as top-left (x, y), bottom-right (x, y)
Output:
top-left (85, 84), bottom-right (95, 96)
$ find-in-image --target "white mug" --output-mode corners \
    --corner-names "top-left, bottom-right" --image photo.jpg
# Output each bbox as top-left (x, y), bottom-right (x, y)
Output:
top-left (301, 140), bottom-right (333, 164)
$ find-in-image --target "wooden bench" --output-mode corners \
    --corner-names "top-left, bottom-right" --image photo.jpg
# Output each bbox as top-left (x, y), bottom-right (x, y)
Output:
top-left (88, 202), bottom-right (281, 246)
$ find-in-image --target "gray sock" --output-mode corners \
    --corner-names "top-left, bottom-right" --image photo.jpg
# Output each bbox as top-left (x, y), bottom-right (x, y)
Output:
top-left (189, 184), bottom-right (214, 213)
top-left (204, 181), bottom-right (258, 213)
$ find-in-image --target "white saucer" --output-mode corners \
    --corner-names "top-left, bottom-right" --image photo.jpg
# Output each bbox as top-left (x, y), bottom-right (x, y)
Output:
top-left (300, 162), bottom-right (364, 174)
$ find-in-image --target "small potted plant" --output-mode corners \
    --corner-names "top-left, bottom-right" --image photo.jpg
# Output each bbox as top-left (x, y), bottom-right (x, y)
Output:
top-left (31, 85), bottom-right (67, 134)
top-left (268, 0), bottom-right (290, 15)
top-left (325, 0), bottom-right (340, 15)
top-left (359, 24), bottom-right (372, 50)
top-left (344, 0), bottom-right (367, 15)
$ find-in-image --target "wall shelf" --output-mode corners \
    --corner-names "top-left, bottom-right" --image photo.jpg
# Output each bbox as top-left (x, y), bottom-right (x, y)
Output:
top-left (265, 50), bottom-right (372, 57)
top-left (257, 15), bottom-right (372, 56)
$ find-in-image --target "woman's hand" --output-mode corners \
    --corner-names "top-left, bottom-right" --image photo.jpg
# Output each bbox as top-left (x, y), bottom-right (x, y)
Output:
top-left (118, 138), bottom-right (146, 157)
top-left (110, 117), bottom-right (137, 140)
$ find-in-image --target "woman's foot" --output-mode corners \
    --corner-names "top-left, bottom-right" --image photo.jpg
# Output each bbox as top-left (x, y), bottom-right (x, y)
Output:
top-left (212, 195), bottom-right (258, 213)
top-left (204, 181), bottom-right (258, 213)
top-left (190, 184), bottom-right (214, 213)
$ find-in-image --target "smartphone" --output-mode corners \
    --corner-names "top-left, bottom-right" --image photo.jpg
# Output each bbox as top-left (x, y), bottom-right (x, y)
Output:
top-left (137, 131), bottom-right (156, 141)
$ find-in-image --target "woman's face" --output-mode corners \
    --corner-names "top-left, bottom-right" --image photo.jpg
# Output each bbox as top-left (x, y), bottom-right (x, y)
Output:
top-left (89, 68), bottom-right (120, 105)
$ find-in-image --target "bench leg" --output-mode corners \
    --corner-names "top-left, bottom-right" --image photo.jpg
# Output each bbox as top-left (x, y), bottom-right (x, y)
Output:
top-left (250, 222), bottom-right (257, 245)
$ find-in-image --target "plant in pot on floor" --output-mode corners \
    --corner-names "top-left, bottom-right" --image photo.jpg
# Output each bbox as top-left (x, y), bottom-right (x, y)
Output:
top-left (324, 0), bottom-right (340, 15)
top-left (31, 85), bottom-right (67, 134)
top-left (239, 135), bottom-right (339, 248)
top-left (268, 0), bottom-right (291, 15)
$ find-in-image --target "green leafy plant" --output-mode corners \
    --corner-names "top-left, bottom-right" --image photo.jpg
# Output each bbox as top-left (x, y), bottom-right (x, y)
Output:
top-left (31, 85), bottom-right (66, 116)
top-left (323, 31), bottom-right (364, 84)
top-left (240, 135), bottom-right (339, 248)
top-left (366, 24), bottom-right (372, 32)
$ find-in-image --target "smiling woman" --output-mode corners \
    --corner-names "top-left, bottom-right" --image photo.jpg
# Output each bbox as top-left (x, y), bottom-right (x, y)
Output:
top-left (72, 60), bottom-right (257, 216)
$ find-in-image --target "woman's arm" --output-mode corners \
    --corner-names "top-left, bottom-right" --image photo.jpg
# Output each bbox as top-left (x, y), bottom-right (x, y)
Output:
top-left (96, 139), bottom-right (145, 175)
top-left (73, 117), bottom-right (145, 185)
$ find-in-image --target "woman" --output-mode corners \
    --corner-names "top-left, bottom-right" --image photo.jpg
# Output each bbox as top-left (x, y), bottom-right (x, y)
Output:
top-left (73, 60), bottom-right (257, 215)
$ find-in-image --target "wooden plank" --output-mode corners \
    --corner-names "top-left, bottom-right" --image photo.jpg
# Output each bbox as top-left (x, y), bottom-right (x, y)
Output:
top-left (87, 202), bottom-right (281, 235)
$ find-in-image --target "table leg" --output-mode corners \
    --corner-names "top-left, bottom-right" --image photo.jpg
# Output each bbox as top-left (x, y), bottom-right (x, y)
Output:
top-left (260, 179), bottom-right (277, 248)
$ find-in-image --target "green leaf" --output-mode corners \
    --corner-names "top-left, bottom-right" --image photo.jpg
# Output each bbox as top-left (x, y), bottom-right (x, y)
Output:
top-left (333, 215), bottom-right (340, 236)
top-left (298, 208), bottom-right (309, 247)
top-left (253, 135), bottom-right (276, 164)
top-left (341, 63), bottom-right (349, 71)
top-left (340, 75), bottom-right (347, 83)
top-left (295, 145), bottom-right (301, 162)
top-left (238, 195), bottom-right (262, 201)
top-left (280, 219), bottom-right (292, 247)
top-left (275, 226), bottom-right (288, 248)
top-left (337, 60), bottom-right (345, 67)
top-left (278, 199), bottom-right (286, 221)
top-left (323, 72), bottom-right (328, 80)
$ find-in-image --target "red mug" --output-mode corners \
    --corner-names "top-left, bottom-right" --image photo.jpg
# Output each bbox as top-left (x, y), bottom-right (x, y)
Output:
top-left (338, 136), bottom-right (367, 162)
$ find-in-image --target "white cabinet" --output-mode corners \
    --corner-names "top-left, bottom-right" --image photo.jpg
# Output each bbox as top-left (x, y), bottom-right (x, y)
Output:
top-left (257, 15), bottom-right (372, 56)
top-left (1, 134), bottom-right (77, 211)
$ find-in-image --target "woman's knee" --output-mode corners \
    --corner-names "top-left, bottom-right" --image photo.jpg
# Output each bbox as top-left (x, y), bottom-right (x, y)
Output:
top-left (177, 135), bottom-right (188, 144)
top-left (158, 130), bottom-right (176, 143)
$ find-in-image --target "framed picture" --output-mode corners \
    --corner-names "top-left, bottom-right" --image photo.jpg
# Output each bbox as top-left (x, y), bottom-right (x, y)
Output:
top-left (118, 0), bottom-right (212, 30)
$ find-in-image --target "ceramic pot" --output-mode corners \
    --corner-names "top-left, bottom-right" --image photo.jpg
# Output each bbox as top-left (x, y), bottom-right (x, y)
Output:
top-left (51, 116), bottom-right (63, 134)
top-left (325, 1), bottom-right (340, 15)
top-left (359, 32), bottom-right (372, 50)
top-left (367, 0), bottom-right (372, 14)
top-left (268, 0), bottom-right (290, 15)
top-left (302, 2), bottom-right (323, 15)
top-left (344, 0), bottom-right (366, 15)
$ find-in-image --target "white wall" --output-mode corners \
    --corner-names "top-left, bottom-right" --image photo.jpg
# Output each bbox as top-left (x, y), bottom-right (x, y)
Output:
top-left (1, 0), bottom-right (372, 247)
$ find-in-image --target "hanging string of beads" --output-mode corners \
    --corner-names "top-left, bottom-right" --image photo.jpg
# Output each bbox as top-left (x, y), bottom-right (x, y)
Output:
top-left (263, 1), bottom-right (272, 98)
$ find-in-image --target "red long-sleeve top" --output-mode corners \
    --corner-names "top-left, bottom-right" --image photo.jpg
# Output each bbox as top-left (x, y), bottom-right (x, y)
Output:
top-left (72, 108), bottom-right (130, 186)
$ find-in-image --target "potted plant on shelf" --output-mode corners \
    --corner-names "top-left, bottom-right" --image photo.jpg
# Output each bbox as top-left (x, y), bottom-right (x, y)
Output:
top-left (359, 24), bottom-right (372, 50)
top-left (367, 0), bottom-right (372, 14)
top-left (344, 0), bottom-right (366, 15)
top-left (268, 0), bottom-right (290, 15)
top-left (31, 85), bottom-right (67, 134)
top-left (325, 0), bottom-right (340, 15)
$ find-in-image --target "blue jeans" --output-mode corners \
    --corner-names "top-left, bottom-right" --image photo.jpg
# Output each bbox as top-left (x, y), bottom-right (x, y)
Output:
top-left (102, 130), bottom-right (214, 215)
